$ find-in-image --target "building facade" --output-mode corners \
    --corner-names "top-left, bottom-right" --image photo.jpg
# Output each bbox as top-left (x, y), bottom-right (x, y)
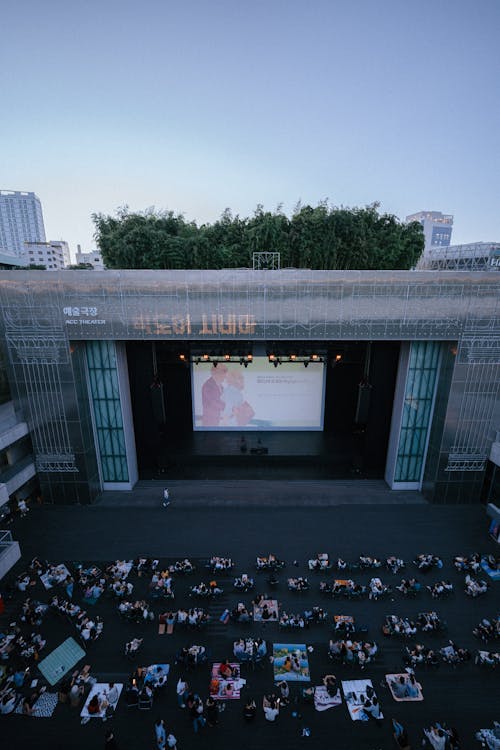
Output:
top-left (406, 211), bottom-right (453, 256)
top-left (416, 242), bottom-right (500, 272)
top-left (75, 245), bottom-right (105, 269)
top-left (23, 240), bottom-right (71, 270)
top-left (0, 190), bottom-right (46, 261)
top-left (0, 269), bottom-right (498, 506)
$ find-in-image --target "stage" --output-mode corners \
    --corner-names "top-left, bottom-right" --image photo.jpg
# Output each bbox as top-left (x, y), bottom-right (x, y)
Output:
top-left (141, 430), bottom-right (375, 480)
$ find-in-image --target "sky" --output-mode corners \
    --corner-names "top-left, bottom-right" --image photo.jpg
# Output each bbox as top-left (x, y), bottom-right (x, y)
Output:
top-left (1, 0), bottom-right (499, 258)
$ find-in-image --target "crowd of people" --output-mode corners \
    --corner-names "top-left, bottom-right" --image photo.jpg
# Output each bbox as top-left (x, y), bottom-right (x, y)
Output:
top-left (328, 638), bottom-right (378, 668)
top-left (1, 546), bottom-right (498, 749)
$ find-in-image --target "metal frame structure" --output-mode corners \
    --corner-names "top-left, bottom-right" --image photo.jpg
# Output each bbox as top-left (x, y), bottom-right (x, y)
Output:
top-left (0, 269), bottom-right (498, 504)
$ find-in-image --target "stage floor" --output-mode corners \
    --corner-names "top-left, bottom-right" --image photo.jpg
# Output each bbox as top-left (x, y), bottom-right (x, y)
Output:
top-left (143, 430), bottom-right (377, 480)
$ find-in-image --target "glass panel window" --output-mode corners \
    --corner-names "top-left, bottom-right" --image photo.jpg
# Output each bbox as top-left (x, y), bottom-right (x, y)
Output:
top-left (86, 341), bottom-right (129, 482)
top-left (395, 342), bottom-right (441, 483)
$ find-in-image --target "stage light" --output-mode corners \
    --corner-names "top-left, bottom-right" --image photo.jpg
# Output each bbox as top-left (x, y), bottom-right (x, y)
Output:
top-left (335, 354), bottom-right (342, 362)
top-left (247, 354), bottom-right (253, 361)
top-left (269, 354), bottom-right (276, 361)
top-left (179, 353), bottom-right (186, 361)
top-left (224, 354), bottom-right (231, 360)
top-left (310, 354), bottom-right (319, 361)
top-left (203, 353), bottom-right (209, 360)
top-left (290, 354), bottom-right (296, 360)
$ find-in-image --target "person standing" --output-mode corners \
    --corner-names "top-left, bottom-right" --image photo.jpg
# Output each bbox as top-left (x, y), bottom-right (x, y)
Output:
top-left (176, 678), bottom-right (189, 708)
top-left (65, 576), bottom-right (74, 600)
top-left (190, 695), bottom-right (206, 732)
top-left (162, 489), bottom-right (170, 508)
top-left (154, 718), bottom-right (166, 750)
top-left (205, 695), bottom-right (219, 727)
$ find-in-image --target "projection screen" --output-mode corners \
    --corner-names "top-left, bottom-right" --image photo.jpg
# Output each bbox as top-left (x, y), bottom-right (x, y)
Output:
top-left (191, 357), bottom-right (325, 430)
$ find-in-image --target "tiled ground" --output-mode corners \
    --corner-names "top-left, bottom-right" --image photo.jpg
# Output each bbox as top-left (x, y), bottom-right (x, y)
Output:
top-left (1, 494), bottom-right (499, 750)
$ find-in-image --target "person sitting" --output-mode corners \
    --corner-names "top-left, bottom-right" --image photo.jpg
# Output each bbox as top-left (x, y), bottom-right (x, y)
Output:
top-left (243, 697), bottom-right (257, 721)
top-left (406, 674), bottom-right (420, 698)
top-left (424, 725), bottom-right (448, 750)
top-left (363, 696), bottom-right (382, 724)
top-left (465, 574), bottom-right (488, 597)
top-left (218, 660), bottom-right (235, 679)
top-left (390, 675), bottom-right (409, 698)
top-left (234, 574), bottom-right (254, 591)
top-left (0, 689), bottom-right (18, 715)
top-left (262, 694), bottom-right (279, 721)
top-left (386, 556), bottom-right (405, 574)
top-left (233, 639), bottom-right (246, 657)
top-left (323, 674), bottom-right (338, 697)
top-left (106, 682), bottom-right (119, 704)
top-left (87, 694), bottom-right (101, 715)
top-left (125, 637), bottom-right (143, 656)
top-left (278, 680), bottom-right (290, 705)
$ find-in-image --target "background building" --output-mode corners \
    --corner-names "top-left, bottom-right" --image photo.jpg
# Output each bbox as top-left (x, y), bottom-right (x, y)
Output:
top-left (0, 190), bottom-right (46, 262)
top-left (75, 244), bottom-right (105, 269)
top-left (406, 210), bottom-right (453, 256)
top-left (23, 240), bottom-right (71, 270)
top-left (416, 242), bottom-right (500, 271)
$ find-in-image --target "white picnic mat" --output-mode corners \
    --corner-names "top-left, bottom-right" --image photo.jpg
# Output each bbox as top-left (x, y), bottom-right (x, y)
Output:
top-left (80, 682), bottom-right (123, 719)
top-left (341, 678), bottom-right (383, 721)
top-left (40, 564), bottom-right (71, 589)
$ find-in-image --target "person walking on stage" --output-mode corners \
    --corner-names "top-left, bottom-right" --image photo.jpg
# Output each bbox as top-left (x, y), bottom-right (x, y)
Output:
top-left (162, 489), bottom-right (170, 508)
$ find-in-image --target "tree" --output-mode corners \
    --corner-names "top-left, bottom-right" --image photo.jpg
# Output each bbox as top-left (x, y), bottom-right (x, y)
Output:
top-left (92, 203), bottom-right (423, 271)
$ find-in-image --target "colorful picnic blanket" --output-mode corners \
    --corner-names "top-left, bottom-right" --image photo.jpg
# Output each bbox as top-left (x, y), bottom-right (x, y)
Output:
top-left (273, 643), bottom-right (310, 682)
top-left (210, 664), bottom-right (245, 700)
top-left (253, 599), bottom-right (279, 622)
top-left (385, 673), bottom-right (423, 701)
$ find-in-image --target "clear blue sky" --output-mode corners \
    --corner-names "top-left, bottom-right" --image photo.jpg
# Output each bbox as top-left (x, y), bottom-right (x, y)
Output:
top-left (2, 0), bottom-right (499, 256)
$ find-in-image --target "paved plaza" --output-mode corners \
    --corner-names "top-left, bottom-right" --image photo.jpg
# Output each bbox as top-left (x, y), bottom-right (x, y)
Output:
top-left (1, 485), bottom-right (499, 750)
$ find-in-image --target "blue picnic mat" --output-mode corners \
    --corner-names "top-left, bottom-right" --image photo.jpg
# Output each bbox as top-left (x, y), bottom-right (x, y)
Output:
top-left (480, 559), bottom-right (500, 581)
top-left (38, 637), bottom-right (85, 686)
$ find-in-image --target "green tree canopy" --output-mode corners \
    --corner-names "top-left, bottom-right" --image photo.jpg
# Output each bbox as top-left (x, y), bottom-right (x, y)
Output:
top-left (92, 202), bottom-right (423, 271)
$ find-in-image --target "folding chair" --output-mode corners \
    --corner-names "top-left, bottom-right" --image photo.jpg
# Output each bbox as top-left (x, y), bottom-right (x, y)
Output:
top-left (138, 695), bottom-right (153, 710)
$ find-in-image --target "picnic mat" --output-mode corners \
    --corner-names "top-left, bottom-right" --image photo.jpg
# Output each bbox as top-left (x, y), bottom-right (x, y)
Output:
top-left (253, 599), bottom-right (278, 622)
top-left (480, 558), bottom-right (500, 581)
top-left (40, 564), bottom-right (71, 590)
top-left (15, 691), bottom-right (58, 717)
top-left (314, 685), bottom-right (342, 711)
top-left (80, 682), bottom-right (123, 719)
top-left (210, 664), bottom-right (245, 700)
top-left (385, 673), bottom-right (423, 701)
top-left (273, 644), bottom-right (310, 682)
top-left (341, 679), bottom-right (384, 721)
top-left (38, 637), bottom-right (85, 686)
